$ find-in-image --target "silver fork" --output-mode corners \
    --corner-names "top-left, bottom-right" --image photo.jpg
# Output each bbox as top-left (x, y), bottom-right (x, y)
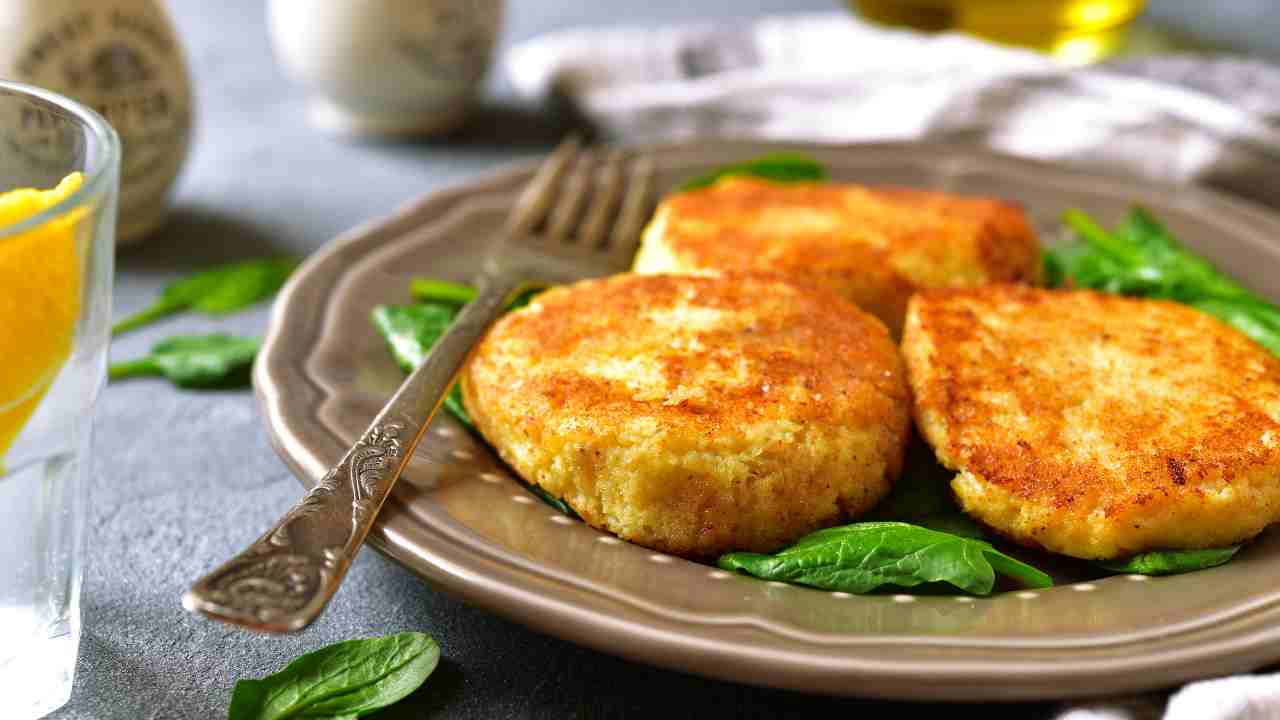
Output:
top-left (183, 137), bottom-right (655, 633)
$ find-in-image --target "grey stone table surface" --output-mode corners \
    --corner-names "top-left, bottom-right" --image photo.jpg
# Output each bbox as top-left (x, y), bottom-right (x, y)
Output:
top-left (51, 1), bottom-right (1276, 718)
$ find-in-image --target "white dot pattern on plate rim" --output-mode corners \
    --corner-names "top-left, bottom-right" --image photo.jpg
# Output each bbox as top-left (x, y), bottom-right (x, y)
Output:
top-left (451, 449), bottom-right (474, 461)
top-left (891, 595), bottom-right (916, 604)
top-left (596, 536), bottom-right (622, 545)
top-left (510, 495), bottom-right (534, 504)
top-left (1017, 591), bottom-right (1039, 599)
top-left (479, 472), bottom-right (502, 484)
top-left (1073, 583), bottom-right (1097, 592)
top-left (550, 515), bottom-right (574, 525)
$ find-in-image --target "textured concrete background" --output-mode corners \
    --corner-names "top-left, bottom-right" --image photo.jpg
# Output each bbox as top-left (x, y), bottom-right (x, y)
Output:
top-left (50, 1), bottom-right (1276, 718)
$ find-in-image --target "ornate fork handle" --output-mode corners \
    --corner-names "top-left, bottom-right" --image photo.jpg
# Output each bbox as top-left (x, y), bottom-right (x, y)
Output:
top-left (183, 273), bottom-right (520, 633)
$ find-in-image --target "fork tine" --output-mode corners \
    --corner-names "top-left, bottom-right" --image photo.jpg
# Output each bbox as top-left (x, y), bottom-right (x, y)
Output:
top-left (607, 154), bottom-right (655, 257)
top-left (508, 135), bottom-right (581, 236)
top-left (544, 152), bottom-right (594, 243)
top-left (577, 150), bottom-right (626, 248)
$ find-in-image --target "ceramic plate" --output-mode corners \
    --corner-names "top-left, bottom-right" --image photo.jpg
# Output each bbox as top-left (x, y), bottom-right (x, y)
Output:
top-left (255, 141), bottom-right (1280, 700)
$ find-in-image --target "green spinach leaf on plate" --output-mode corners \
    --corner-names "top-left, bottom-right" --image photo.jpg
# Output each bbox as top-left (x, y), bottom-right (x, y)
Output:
top-left (410, 278), bottom-right (542, 311)
top-left (1045, 207), bottom-right (1280, 356)
top-left (677, 153), bottom-right (828, 193)
top-left (370, 303), bottom-right (471, 426)
top-left (372, 282), bottom-right (576, 517)
top-left (1098, 546), bottom-right (1240, 576)
top-left (372, 281), bottom-right (547, 429)
top-left (227, 632), bottom-right (438, 720)
top-left (410, 277), bottom-right (478, 306)
top-left (108, 333), bottom-right (259, 389)
top-left (719, 521), bottom-right (1052, 596)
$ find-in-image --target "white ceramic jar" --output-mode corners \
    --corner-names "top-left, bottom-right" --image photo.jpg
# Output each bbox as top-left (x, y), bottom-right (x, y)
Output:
top-left (0, 0), bottom-right (193, 244)
top-left (267, 0), bottom-right (503, 137)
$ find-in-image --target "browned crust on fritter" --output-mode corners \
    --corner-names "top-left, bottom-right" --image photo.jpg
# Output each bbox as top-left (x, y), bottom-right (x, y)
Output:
top-left (476, 272), bottom-right (907, 428)
top-left (903, 285), bottom-right (1280, 558)
top-left (647, 177), bottom-right (1042, 334)
top-left (463, 271), bottom-right (912, 557)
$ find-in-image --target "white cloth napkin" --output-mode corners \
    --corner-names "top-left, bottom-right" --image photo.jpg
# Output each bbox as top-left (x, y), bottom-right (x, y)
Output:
top-left (504, 13), bottom-right (1280, 720)
top-left (506, 13), bottom-right (1280, 209)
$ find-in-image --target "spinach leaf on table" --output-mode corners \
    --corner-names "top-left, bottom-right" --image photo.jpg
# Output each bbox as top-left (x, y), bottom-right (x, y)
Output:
top-left (1045, 207), bottom-right (1280, 356)
top-left (719, 521), bottom-right (1052, 596)
top-left (108, 334), bottom-right (259, 389)
top-left (677, 152), bottom-right (828, 193)
top-left (112, 257), bottom-right (299, 336)
top-left (1098, 546), bottom-right (1240, 576)
top-left (227, 632), bottom-right (438, 720)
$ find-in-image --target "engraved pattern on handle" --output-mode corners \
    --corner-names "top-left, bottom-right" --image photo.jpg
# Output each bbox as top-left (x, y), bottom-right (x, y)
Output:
top-left (182, 422), bottom-right (401, 628)
top-left (183, 274), bottom-right (519, 633)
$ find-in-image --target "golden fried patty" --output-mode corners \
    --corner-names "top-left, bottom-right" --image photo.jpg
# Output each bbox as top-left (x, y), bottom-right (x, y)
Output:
top-left (633, 177), bottom-right (1042, 336)
top-left (903, 285), bottom-right (1280, 560)
top-left (462, 272), bottom-right (911, 557)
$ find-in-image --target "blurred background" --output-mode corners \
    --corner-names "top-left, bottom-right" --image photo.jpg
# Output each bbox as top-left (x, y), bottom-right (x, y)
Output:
top-left (153, 0), bottom-right (1277, 263)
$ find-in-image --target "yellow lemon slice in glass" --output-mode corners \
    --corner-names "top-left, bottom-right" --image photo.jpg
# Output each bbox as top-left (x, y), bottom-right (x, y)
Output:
top-left (0, 173), bottom-right (84, 458)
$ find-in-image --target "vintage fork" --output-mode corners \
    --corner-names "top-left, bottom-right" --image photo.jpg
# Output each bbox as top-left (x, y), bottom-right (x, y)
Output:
top-left (184, 137), bottom-right (655, 632)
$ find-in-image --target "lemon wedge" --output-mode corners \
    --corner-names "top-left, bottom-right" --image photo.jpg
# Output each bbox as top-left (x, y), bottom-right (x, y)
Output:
top-left (0, 173), bottom-right (84, 457)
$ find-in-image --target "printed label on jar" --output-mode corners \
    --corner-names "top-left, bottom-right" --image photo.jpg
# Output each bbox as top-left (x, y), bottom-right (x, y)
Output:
top-left (2, 3), bottom-right (191, 236)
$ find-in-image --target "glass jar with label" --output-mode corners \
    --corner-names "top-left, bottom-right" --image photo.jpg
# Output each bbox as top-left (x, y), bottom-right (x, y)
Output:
top-left (0, 0), bottom-right (193, 244)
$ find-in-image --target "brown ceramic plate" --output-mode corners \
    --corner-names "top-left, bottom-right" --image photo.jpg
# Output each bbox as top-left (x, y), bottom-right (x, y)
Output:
top-left (256, 141), bottom-right (1280, 701)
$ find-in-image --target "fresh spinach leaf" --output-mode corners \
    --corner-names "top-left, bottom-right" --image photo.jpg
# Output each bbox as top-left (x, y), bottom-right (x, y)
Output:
top-left (410, 278), bottom-right (542, 311)
top-left (677, 153), bottom-right (827, 192)
top-left (112, 257), bottom-right (299, 336)
top-left (227, 632), bottom-right (438, 720)
top-left (718, 521), bottom-right (1052, 595)
top-left (410, 278), bottom-right (477, 307)
top-left (108, 334), bottom-right (259, 389)
top-left (371, 303), bottom-right (471, 426)
top-left (1046, 208), bottom-right (1280, 356)
top-left (370, 304), bottom-right (456, 374)
top-left (372, 285), bottom-right (548, 428)
top-left (523, 484), bottom-right (579, 518)
top-left (1098, 546), bottom-right (1240, 576)
top-left (372, 287), bottom-right (577, 518)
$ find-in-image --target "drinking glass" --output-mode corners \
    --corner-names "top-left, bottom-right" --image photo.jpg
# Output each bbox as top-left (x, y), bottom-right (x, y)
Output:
top-left (0, 81), bottom-right (119, 719)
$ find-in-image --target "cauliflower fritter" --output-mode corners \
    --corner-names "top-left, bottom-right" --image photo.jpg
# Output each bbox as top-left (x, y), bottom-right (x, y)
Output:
top-left (462, 272), bottom-right (911, 557)
top-left (633, 177), bottom-right (1041, 335)
top-left (903, 285), bottom-right (1280, 560)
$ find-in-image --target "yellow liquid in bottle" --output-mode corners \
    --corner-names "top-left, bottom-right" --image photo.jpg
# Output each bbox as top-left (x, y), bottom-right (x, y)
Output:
top-left (850, 0), bottom-right (1148, 63)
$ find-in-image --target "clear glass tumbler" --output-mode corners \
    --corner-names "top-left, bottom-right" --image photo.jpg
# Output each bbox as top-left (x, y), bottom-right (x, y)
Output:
top-left (0, 81), bottom-right (119, 719)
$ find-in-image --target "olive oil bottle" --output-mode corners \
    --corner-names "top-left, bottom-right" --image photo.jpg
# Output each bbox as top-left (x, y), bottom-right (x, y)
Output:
top-left (850, 0), bottom-right (1147, 63)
